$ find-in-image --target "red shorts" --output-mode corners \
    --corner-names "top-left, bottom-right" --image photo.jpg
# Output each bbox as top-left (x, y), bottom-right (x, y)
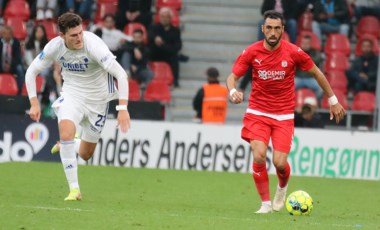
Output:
top-left (241, 113), bottom-right (294, 153)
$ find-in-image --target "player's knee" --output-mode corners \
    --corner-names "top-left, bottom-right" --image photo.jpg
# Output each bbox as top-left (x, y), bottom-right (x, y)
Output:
top-left (60, 132), bottom-right (75, 141)
top-left (273, 160), bottom-right (286, 171)
top-left (80, 151), bottom-right (93, 161)
top-left (252, 149), bottom-right (267, 164)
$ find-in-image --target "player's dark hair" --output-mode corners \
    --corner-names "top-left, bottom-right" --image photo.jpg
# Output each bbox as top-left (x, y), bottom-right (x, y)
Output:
top-left (58, 12), bottom-right (82, 34)
top-left (263, 10), bottom-right (284, 26)
top-left (133, 29), bottom-right (144, 35)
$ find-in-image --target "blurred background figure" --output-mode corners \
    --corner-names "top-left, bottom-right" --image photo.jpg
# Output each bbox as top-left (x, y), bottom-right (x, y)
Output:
top-left (115, 0), bottom-right (152, 30)
top-left (295, 97), bottom-right (324, 128)
top-left (311, 0), bottom-right (350, 45)
top-left (36, 0), bottom-right (57, 20)
top-left (295, 35), bottom-right (323, 101)
top-left (66, 0), bottom-right (93, 20)
top-left (122, 29), bottom-right (153, 86)
top-left (149, 7), bottom-right (182, 87)
top-left (346, 38), bottom-right (379, 93)
top-left (92, 13), bottom-right (132, 70)
top-left (0, 26), bottom-right (25, 95)
top-left (193, 67), bottom-right (228, 124)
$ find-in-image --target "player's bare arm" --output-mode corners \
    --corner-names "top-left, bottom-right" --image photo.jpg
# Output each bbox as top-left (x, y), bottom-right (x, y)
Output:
top-left (116, 99), bottom-right (130, 133)
top-left (226, 73), bottom-right (243, 104)
top-left (308, 65), bottom-right (346, 123)
top-left (29, 96), bottom-right (41, 122)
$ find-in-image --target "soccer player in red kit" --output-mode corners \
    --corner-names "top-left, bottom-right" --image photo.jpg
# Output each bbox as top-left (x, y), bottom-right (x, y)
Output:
top-left (226, 10), bottom-right (346, 214)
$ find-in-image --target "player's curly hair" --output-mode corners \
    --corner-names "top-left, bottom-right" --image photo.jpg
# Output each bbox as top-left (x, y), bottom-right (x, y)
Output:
top-left (58, 12), bottom-right (82, 34)
top-left (263, 10), bottom-right (284, 26)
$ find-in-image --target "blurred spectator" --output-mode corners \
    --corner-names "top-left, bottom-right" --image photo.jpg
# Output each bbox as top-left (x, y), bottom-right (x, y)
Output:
top-left (0, 26), bottom-right (25, 94)
top-left (36, 0), bottom-right (57, 20)
top-left (149, 7), bottom-right (182, 87)
top-left (193, 67), bottom-right (228, 124)
top-left (295, 35), bottom-right (323, 100)
top-left (115, 0), bottom-right (152, 31)
top-left (24, 25), bottom-right (48, 68)
top-left (295, 97), bottom-right (324, 128)
top-left (122, 29), bottom-right (153, 85)
top-left (92, 14), bottom-right (132, 69)
top-left (346, 38), bottom-right (379, 93)
top-left (311, 0), bottom-right (350, 44)
top-left (25, 25), bottom-right (57, 107)
top-left (257, 0), bottom-right (298, 43)
top-left (351, 0), bottom-right (380, 20)
top-left (66, 0), bottom-right (93, 20)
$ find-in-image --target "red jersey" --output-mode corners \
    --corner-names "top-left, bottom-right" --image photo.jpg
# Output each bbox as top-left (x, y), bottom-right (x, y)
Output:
top-left (232, 40), bottom-right (314, 117)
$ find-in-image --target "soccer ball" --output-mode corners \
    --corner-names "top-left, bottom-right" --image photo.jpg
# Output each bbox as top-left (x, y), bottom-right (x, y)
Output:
top-left (286, 190), bottom-right (313, 216)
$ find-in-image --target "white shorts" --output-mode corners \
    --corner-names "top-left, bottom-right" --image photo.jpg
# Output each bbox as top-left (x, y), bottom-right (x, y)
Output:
top-left (52, 92), bottom-right (109, 143)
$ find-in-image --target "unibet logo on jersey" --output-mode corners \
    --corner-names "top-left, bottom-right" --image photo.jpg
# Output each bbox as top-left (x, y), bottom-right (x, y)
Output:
top-left (257, 70), bottom-right (286, 80)
top-left (61, 56), bottom-right (90, 72)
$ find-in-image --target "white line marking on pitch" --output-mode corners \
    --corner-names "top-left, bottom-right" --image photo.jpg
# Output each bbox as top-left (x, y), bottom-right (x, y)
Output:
top-left (15, 205), bottom-right (94, 212)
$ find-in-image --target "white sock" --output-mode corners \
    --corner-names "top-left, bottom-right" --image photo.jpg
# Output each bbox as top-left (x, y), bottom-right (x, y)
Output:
top-left (60, 140), bottom-right (79, 190)
top-left (74, 138), bottom-right (81, 155)
top-left (262, 201), bottom-right (272, 206)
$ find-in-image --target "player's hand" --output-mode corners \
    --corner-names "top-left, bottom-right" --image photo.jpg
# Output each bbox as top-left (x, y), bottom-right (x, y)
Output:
top-left (117, 110), bottom-right (131, 133)
top-left (230, 91), bottom-right (243, 104)
top-left (29, 102), bottom-right (41, 122)
top-left (329, 103), bottom-right (346, 124)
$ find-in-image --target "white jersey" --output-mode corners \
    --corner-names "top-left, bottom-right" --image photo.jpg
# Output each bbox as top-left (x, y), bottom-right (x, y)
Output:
top-left (32, 31), bottom-right (120, 103)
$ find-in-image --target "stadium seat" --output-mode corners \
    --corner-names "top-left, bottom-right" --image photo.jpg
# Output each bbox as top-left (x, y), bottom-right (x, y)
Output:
top-left (21, 75), bottom-right (45, 96)
top-left (351, 91), bottom-right (376, 112)
top-left (154, 8), bottom-right (180, 27)
top-left (95, 2), bottom-right (118, 23)
top-left (295, 88), bottom-right (317, 109)
top-left (324, 33), bottom-right (351, 56)
top-left (295, 31), bottom-right (321, 51)
top-left (297, 12), bottom-right (313, 32)
top-left (5, 17), bottom-right (27, 40)
top-left (128, 79), bottom-right (141, 101)
top-left (281, 31), bottom-right (290, 42)
top-left (4, 0), bottom-right (30, 21)
top-left (38, 20), bottom-right (59, 41)
top-left (326, 71), bottom-right (348, 94)
top-left (356, 16), bottom-right (380, 39)
top-left (156, 0), bottom-right (182, 10)
top-left (323, 53), bottom-right (349, 72)
top-left (321, 90), bottom-right (348, 110)
top-left (0, 73), bottom-right (18, 95)
top-left (123, 22), bottom-right (148, 44)
top-left (149, 61), bottom-right (174, 85)
top-left (354, 34), bottom-right (379, 56)
top-left (143, 80), bottom-right (171, 103)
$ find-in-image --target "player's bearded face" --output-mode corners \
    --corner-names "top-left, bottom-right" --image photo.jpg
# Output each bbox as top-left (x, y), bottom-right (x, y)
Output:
top-left (61, 25), bottom-right (84, 50)
top-left (262, 18), bottom-right (284, 47)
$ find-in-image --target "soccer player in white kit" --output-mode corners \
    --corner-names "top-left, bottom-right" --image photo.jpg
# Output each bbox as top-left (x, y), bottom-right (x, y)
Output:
top-left (25, 12), bottom-right (131, 201)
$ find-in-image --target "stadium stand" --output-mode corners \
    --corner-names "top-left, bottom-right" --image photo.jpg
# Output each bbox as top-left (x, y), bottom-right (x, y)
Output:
top-left (128, 79), bottom-right (141, 101)
top-left (351, 91), bottom-right (376, 112)
top-left (143, 80), bottom-right (171, 103)
top-left (149, 61), bottom-right (174, 85)
top-left (324, 33), bottom-right (351, 57)
top-left (0, 73), bottom-right (19, 95)
top-left (5, 17), bottom-right (27, 41)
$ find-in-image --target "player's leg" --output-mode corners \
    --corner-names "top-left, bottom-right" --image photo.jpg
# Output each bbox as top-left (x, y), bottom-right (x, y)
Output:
top-left (271, 119), bottom-right (294, 211)
top-left (52, 94), bottom-right (83, 201)
top-left (250, 140), bottom-right (272, 214)
top-left (242, 114), bottom-right (272, 213)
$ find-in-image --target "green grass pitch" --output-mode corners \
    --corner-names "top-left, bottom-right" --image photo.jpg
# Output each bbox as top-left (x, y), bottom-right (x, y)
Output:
top-left (0, 162), bottom-right (379, 230)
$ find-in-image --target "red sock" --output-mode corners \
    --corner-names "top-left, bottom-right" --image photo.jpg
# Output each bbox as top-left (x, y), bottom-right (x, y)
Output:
top-left (252, 162), bottom-right (270, 202)
top-left (276, 162), bottom-right (291, 188)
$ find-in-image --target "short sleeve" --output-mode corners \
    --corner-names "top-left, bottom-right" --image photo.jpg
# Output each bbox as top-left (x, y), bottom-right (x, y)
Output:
top-left (86, 32), bottom-right (116, 71)
top-left (293, 47), bottom-right (315, 71)
top-left (232, 48), bottom-right (252, 77)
